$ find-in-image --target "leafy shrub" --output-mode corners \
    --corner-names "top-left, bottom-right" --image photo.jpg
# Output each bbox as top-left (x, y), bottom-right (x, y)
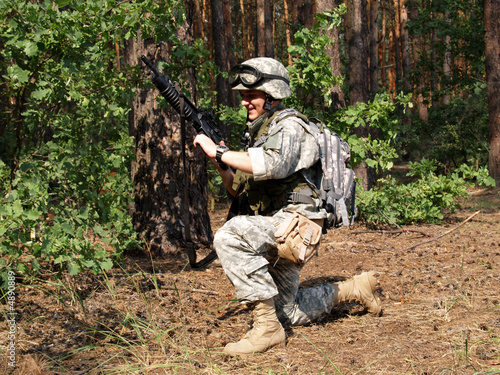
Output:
top-left (285, 7), bottom-right (346, 116)
top-left (453, 163), bottom-right (496, 187)
top-left (334, 92), bottom-right (412, 173)
top-left (357, 159), bottom-right (474, 226)
top-left (0, 0), bottom-right (182, 288)
top-left (0, 134), bottom-right (137, 281)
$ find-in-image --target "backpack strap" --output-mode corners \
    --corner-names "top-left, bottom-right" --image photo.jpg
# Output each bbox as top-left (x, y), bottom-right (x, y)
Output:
top-left (270, 110), bottom-right (323, 209)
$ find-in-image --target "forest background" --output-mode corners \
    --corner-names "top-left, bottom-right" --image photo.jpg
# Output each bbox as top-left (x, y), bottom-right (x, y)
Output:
top-left (0, 0), bottom-right (499, 284)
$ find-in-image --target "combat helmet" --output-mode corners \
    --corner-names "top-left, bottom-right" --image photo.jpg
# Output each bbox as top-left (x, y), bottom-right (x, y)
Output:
top-left (229, 57), bottom-right (291, 100)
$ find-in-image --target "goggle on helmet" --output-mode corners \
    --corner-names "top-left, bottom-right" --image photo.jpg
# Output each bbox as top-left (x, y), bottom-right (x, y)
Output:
top-left (229, 64), bottom-right (289, 88)
top-left (229, 57), bottom-right (292, 100)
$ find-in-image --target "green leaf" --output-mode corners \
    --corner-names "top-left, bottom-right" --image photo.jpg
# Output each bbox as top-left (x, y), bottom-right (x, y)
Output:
top-left (24, 40), bottom-right (39, 57)
top-left (61, 222), bottom-right (74, 236)
top-left (32, 88), bottom-right (52, 100)
top-left (77, 206), bottom-right (89, 220)
top-left (7, 65), bottom-right (30, 85)
top-left (0, 205), bottom-right (12, 216)
top-left (68, 262), bottom-right (81, 275)
top-left (12, 200), bottom-right (23, 218)
top-left (99, 258), bottom-right (113, 271)
top-left (23, 210), bottom-right (41, 220)
top-left (54, 0), bottom-right (72, 6)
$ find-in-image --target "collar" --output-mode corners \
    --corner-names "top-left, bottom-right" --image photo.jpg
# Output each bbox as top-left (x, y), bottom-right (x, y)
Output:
top-left (247, 103), bottom-right (285, 138)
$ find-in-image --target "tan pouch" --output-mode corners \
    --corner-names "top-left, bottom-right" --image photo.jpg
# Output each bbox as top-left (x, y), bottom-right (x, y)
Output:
top-left (273, 213), bottom-right (323, 265)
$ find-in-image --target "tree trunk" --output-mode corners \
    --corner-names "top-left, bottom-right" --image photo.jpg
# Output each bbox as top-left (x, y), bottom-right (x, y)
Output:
top-left (388, 12), bottom-right (396, 93)
top-left (317, 0), bottom-right (346, 110)
top-left (430, 15), bottom-right (438, 107)
top-left (400, 0), bottom-right (411, 93)
top-left (298, 0), bottom-right (315, 29)
top-left (240, 0), bottom-right (250, 61)
top-left (223, 0), bottom-right (237, 106)
top-left (283, 0), bottom-right (293, 65)
top-left (264, 0), bottom-right (274, 57)
top-left (212, 0), bottom-right (231, 109)
top-left (442, 10), bottom-right (452, 105)
top-left (256, 0), bottom-right (266, 56)
top-left (125, 30), bottom-right (213, 258)
top-left (485, 0), bottom-right (500, 185)
top-left (291, 0), bottom-right (298, 31)
top-left (410, 0), bottom-right (428, 121)
top-left (346, 0), bottom-right (374, 190)
top-left (193, 0), bottom-right (204, 40)
top-left (392, 0), bottom-right (402, 91)
top-left (345, 0), bottom-right (369, 104)
top-left (379, 0), bottom-right (387, 89)
top-left (223, 0), bottom-right (236, 71)
top-left (368, 0), bottom-right (379, 95)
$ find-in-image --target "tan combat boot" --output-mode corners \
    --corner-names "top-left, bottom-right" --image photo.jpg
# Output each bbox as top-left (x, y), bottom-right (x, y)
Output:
top-left (223, 298), bottom-right (286, 355)
top-left (332, 271), bottom-right (382, 316)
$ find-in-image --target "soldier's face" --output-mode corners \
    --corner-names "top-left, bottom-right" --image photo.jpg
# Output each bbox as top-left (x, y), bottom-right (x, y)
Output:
top-left (240, 90), bottom-right (267, 120)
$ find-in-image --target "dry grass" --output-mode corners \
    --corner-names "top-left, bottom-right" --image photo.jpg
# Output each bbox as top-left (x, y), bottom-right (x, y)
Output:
top-left (1, 193), bottom-right (499, 374)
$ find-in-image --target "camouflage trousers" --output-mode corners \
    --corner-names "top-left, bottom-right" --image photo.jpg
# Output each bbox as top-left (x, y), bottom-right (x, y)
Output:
top-left (213, 213), bottom-right (336, 326)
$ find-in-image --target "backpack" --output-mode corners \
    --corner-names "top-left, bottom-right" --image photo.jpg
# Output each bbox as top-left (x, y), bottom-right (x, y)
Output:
top-left (306, 118), bottom-right (357, 228)
top-left (274, 109), bottom-right (357, 228)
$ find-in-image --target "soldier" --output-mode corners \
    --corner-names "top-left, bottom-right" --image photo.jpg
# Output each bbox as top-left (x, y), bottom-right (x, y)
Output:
top-left (193, 57), bottom-right (381, 356)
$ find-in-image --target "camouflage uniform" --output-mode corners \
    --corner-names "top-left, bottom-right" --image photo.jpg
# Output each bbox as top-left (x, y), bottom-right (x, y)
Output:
top-left (214, 108), bottom-right (336, 327)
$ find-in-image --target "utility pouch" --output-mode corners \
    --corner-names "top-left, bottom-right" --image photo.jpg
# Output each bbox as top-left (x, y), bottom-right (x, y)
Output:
top-left (273, 213), bottom-right (323, 265)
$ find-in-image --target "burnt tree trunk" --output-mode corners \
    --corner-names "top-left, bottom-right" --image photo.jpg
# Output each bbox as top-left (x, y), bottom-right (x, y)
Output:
top-left (125, 30), bottom-right (213, 258)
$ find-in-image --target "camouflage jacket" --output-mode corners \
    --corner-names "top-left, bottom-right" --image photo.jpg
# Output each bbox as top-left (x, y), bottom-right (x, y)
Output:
top-left (233, 106), bottom-right (325, 219)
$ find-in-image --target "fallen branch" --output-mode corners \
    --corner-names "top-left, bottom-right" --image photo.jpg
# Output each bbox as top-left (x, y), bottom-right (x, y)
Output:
top-left (327, 240), bottom-right (395, 253)
top-left (163, 286), bottom-right (219, 295)
top-left (350, 229), bottom-right (432, 237)
top-left (360, 243), bottom-right (395, 252)
top-left (401, 211), bottom-right (480, 251)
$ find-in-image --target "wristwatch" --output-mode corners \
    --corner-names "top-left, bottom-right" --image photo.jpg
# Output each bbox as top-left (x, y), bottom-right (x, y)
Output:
top-left (215, 144), bottom-right (230, 166)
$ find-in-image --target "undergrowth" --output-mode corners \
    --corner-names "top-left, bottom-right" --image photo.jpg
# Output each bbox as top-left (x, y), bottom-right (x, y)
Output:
top-left (357, 159), bottom-right (495, 226)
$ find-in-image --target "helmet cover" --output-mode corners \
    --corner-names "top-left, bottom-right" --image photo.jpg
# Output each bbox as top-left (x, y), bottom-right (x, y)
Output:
top-left (230, 57), bottom-right (291, 99)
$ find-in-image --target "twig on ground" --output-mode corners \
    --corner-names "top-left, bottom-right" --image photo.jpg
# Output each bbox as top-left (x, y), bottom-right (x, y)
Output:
top-left (350, 229), bottom-right (432, 237)
top-left (361, 243), bottom-right (396, 252)
top-left (163, 286), bottom-right (219, 295)
top-left (401, 211), bottom-right (480, 251)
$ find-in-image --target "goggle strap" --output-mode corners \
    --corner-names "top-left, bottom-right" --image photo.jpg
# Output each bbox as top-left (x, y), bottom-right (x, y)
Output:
top-left (229, 64), bottom-right (289, 87)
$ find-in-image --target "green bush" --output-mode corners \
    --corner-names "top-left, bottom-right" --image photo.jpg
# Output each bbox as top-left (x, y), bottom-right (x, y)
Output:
top-left (285, 7), bottom-right (346, 116)
top-left (0, 134), bottom-right (137, 280)
top-left (356, 159), bottom-right (491, 226)
top-left (0, 0), bottom-right (182, 288)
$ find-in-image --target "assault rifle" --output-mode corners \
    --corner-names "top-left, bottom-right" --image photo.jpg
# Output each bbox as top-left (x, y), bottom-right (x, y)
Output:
top-left (141, 55), bottom-right (228, 170)
top-left (141, 55), bottom-right (221, 269)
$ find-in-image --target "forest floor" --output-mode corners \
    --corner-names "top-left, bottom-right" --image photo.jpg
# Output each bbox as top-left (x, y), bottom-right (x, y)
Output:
top-left (1, 189), bottom-right (500, 375)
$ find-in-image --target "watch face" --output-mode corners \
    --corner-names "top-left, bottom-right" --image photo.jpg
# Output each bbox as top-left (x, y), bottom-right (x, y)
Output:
top-left (216, 145), bottom-right (229, 163)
